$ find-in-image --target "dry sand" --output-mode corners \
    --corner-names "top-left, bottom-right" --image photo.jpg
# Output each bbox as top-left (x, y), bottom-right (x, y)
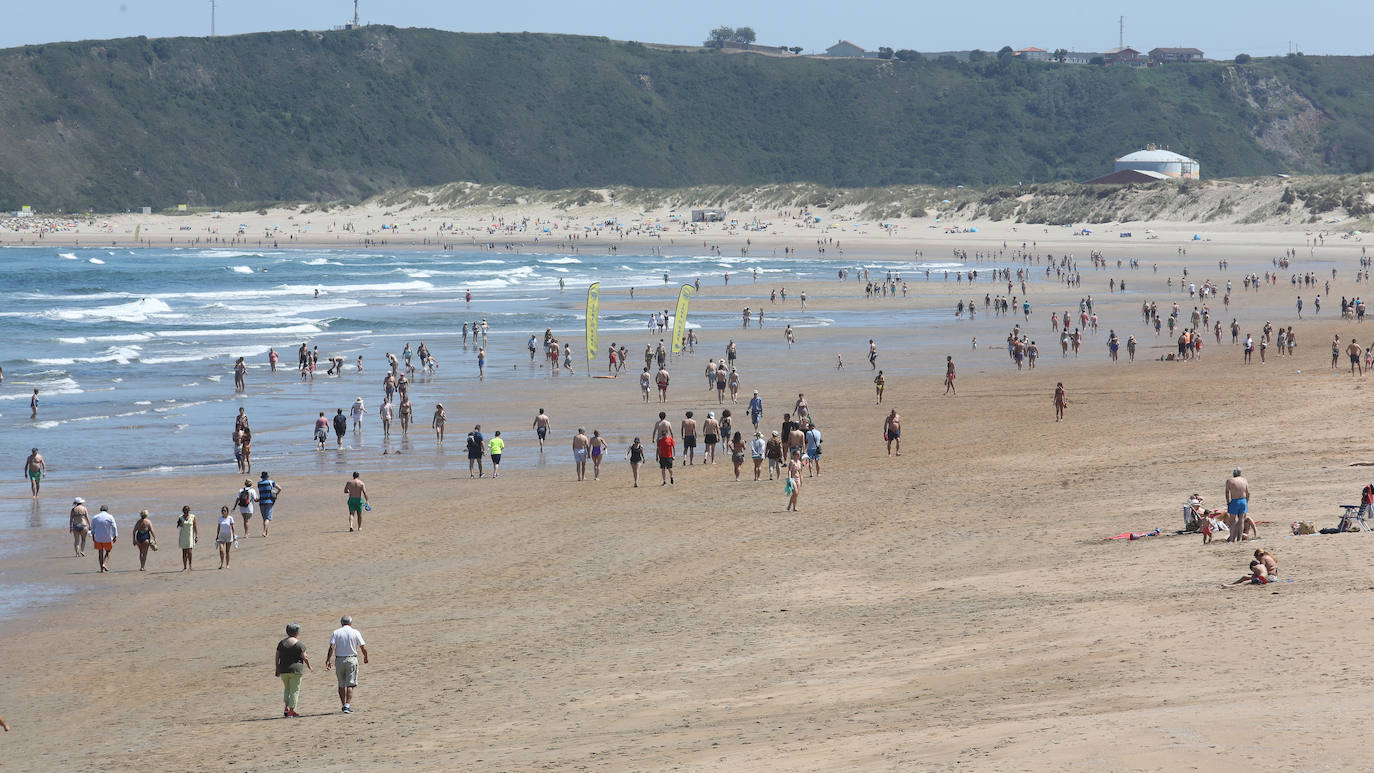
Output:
top-left (4, 221), bottom-right (1374, 771)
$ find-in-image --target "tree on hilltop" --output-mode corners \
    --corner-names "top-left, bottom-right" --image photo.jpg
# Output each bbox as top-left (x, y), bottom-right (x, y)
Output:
top-left (1053, 48), bottom-right (1068, 63)
top-left (704, 26), bottom-right (758, 48)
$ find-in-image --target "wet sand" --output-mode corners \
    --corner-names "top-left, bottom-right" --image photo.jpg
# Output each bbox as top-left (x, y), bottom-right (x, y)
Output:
top-left (4, 228), bottom-right (1374, 771)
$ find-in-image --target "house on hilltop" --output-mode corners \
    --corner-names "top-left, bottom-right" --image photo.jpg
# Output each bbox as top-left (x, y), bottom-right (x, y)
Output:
top-left (1149, 47), bottom-right (1205, 63)
top-left (1104, 47), bottom-right (1145, 66)
top-left (1016, 47), bottom-right (1050, 62)
top-left (825, 40), bottom-right (868, 58)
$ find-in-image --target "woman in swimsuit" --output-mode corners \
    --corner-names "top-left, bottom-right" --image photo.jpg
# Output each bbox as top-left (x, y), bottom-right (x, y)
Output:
top-left (728, 369), bottom-right (740, 402)
top-left (720, 410), bottom-right (733, 442)
top-left (786, 449), bottom-right (804, 511)
top-left (590, 430), bottom-right (608, 481)
top-left (625, 437), bottom-right (645, 487)
top-left (133, 509), bottom-right (156, 571)
top-left (729, 431), bottom-right (746, 481)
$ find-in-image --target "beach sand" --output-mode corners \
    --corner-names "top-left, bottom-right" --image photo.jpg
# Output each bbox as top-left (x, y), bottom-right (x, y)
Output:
top-left (3, 222), bottom-right (1374, 771)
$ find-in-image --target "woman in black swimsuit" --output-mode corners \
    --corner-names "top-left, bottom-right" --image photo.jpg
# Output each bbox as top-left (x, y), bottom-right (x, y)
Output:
top-left (133, 509), bottom-right (157, 571)
top-left (625, 438), bottom-right (645, 488)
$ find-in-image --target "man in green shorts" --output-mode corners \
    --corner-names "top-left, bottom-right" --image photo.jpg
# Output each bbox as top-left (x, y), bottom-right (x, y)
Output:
top-left (24, 448), bottom-right (45, 497)
top-left (343, 472), bottom-right (368, 532)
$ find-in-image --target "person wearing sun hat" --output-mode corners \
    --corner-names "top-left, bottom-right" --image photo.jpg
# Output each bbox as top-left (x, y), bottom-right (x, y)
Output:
top-left (69, 497), bottom-right (90, 557)
top-left (750, 431), bottom-right (766, 481)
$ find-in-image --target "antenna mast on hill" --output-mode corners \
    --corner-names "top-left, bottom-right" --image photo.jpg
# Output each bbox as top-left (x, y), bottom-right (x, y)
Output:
top-left (1118, 16), bottom-right (1124, 49)
top-left (354, 0), bottom-right (360, 27)
top-left (210, 0), bottom-right (216, 37)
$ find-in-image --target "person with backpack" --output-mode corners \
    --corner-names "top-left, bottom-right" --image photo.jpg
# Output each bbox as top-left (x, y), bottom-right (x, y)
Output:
top-left (466, 425), bottom-right (485, 478)
top-left (236, 479), bottom-right (258, 535)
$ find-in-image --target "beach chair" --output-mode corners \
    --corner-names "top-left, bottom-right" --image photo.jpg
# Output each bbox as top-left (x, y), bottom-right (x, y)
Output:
top-left (1337, 504), bottom-right (1371, 533)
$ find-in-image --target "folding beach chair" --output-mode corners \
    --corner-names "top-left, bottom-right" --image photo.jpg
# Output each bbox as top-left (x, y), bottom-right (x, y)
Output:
top-left (1338, 504), bottom-right (1371, 533)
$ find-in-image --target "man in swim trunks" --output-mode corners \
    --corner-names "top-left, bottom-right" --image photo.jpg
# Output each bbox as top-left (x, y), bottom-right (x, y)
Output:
top-left (344, 472), bottom-right (368, 532)
top-left (257, 472), bottom-right (281, 537)
top-left (653, 411), bottom-right (673, 444)
top-left (883, 410), bottom-right (901, 456)
top-left (467, 425), bottom-right (485, 477)
top-left (572, 428), bottom-right (590, 481)
top-left (89, 504), bottom-right (118, 573)
top-left (533, 408), bottom-right (551, 452)
top-left (944, 356), bottom-right (956, 395)
top-left (656, 432), bottom-right (675, 486)
top-left (680, 411), bottom-right (698, 465)
top-left (24, 448), bottom-right (45, 497)
top-left (1225, 467), bottom-right (1253, 543)
top-left (656, 366), bottom-right (670, 403)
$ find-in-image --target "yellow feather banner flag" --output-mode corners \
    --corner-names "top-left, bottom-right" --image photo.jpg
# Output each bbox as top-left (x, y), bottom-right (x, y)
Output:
top-left (585, 282), bottom-right (600, 370)
top-left (671, 284), bottom-right (693, 354)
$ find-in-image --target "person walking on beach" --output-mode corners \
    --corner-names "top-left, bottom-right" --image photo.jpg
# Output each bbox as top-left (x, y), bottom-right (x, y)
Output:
top-left (750, 431), bottom-right (766, 480)
top-left (765, 431), bottom-right (783, 480)
top-left (24, 448), bottom-right (45, 497)
top-left (1054, 383), bottom-right (1068, 422)
top-left (314, 413), bottom-right (329, 450)
top-left (488, 431), bottom-right (504, 478)
top-left (345, 472), bottom-right (368, 532)
top-left (333, 409), bottom-right (348, 448)
top-left (215, 506), bottom-right (237, 569)
top-left (572, 428), bottom-right (590, 481)
top-left (680, 411), bottom-right (698, 465)
top-left (326, 616), bottom-right (368, 714)
top-left (1225, 468), bottom-right (1253, 543)
top-left (350, 398), bottom-right (367, 433)
top-left (432, 404), bottom-right (447, 442)
top-left (785, 449), bottom-right (803, 511)
top-left (874, 371), bottom-right (885, 404)
top-left (466, 426), bottom-right (485, 477)
top-left (89, 505), bottom-right (117, 573)
top-left (234, 357), bottom-right (247, 392)
top-left (133, 509), bottom-right (155, 570)
top-left (274, 622), bottom-right (312, 718)
top-left (656, 366), bottom-right (670, 402)
top-left (590, 430), bottom-right (608, 480)
top-left (69, 497), bottom-right (90, 557)
top-left (944, 356), bottom-right (956, 395)
top-left (1348, 339), bottom-right (1363, 376)
top-left (533, 409), bottom-right (551, 452)
top-left (176, 506), bottom-right (198, 570)
top-left (748, 390), bottom-right (763, 429)
top-left (883, 410), bottom-right (901, 456)
top-left (868, 340), bottom-right (878, 370)
top-left (626, 437), bottom-right (645, 487)
top-left (380, 398), bottom-right (393, 439)
top-left (656, 431), bottom-right (676, 486)
top-left (236, 479), bottom-right (258, 535)
top-left (257, 472), bottom-right (281, 537)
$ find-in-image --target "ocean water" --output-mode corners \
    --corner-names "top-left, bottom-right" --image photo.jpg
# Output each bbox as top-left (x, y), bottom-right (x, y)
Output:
top-left (0, 246), bottom-right (954, 487)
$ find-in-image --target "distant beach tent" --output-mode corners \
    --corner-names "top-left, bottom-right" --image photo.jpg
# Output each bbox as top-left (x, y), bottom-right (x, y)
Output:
top-left (691, 208), bottom-right (726, 223)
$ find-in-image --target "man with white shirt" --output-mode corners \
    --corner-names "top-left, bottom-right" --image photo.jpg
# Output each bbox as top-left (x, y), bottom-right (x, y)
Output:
top-left (89, 505), bottom-right (118, 573)
top-left (325, 615), bottom-right (369, 714)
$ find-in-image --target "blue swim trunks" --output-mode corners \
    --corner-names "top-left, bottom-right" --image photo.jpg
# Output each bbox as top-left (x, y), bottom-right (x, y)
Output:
top-left (1227, 498), bottom-right (1247, 516)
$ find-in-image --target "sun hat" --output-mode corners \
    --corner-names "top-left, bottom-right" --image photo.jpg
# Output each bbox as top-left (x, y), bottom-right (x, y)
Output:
top-left (73, 497), bottom-right (85, 504)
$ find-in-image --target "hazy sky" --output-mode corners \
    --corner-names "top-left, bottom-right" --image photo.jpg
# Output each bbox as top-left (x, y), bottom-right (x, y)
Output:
top-left (3, 1), bottom-right (1370, 57)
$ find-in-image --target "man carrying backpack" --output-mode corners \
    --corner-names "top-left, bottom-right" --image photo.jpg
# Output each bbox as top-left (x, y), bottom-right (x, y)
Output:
top-left (236, 479), bottom-right (258, 535)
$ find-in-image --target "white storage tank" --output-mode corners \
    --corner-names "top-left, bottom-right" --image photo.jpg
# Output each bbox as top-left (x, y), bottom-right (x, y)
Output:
top-left (1114, 147), bottom-right (1200, 179)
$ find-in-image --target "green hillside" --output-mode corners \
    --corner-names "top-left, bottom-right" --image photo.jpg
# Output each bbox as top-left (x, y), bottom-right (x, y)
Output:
top-left (1, 27), bottom-right (1373, 211)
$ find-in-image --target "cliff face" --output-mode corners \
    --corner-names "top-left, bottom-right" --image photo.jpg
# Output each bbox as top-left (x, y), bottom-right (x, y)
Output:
top-left (1, 27), bottom-right (1372, 211)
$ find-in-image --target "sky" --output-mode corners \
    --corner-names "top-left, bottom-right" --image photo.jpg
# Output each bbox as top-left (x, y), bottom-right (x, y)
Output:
top-left (3, 1), bottom-right (1371, 58)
